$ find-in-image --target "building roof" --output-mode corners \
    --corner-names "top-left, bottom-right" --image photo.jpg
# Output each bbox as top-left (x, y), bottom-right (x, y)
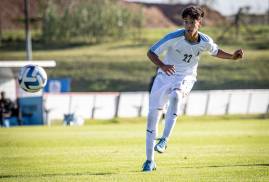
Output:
top-left (0, 60), bottom-right (56, 67)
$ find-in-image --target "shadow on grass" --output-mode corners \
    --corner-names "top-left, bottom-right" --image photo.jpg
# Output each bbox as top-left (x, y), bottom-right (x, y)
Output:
top-left (0, 40), bottom-right (92, 51)
top-left (180, 163), bottom-right (269, 169)
top-left (108, 43), bottom-right (149, 50)
top-left (0, 172), bottom-right (115, 179)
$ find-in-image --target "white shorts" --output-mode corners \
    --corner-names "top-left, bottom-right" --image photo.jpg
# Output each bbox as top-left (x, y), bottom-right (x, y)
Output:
top-left (149, 73), bottom-right (196, 110)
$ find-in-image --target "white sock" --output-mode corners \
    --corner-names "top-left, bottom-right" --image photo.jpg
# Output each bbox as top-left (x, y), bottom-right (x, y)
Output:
top-left (162, 90), bottom-right (182, 139)
top-left (146, 109), bottom-right (162, 161)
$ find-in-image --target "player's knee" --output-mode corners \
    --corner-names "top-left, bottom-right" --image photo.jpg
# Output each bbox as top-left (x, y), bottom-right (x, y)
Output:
top-left (169, 90), bottom-right (183, 115)
top-left (148, 108), bottom-right (162, 117)
top-left (147, 108), bottom-right (162, 130)
top-left (170, 89), bottom-right (183, 102)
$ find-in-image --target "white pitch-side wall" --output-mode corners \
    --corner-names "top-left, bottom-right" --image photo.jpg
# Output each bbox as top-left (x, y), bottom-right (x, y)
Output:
top-left (247, 91), bottom-right (269, 114)
top-left (185, 91), bottom-right (208, 116)
top-left (118, 92), bottom-right (146, 117)
top-left (206, 91), bottom-right (230, 115)
top-left (44, 89), bottom-right (269, 122)
top-left (228, 91), bottom-right (250, 114)
top-left (93, 93), bottom-right (119, 119)
top-left (44, 93), bottom-right (70, 119)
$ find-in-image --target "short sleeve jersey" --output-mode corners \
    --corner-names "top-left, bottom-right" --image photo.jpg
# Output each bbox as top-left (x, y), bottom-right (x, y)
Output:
top-left (150, 29), bottom-right (218, 77)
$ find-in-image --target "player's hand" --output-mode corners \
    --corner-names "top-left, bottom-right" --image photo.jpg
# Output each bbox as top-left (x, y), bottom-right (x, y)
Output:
top-left (232, 49), bottom-right (244, 60)
top-left (160, 64), bottom-right (176, 76)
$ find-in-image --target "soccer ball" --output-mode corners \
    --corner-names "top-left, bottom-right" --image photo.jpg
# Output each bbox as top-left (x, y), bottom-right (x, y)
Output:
top-left (18, 65), bottom-right (47, 93)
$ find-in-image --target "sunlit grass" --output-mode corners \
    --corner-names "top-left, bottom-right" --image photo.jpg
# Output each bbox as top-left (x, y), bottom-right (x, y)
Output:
top-left (0, 116), bottom-right (269, 181)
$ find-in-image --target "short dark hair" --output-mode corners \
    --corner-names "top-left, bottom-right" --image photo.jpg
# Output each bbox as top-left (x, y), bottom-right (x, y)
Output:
top-left (182, 6), bottom-right (204, 20)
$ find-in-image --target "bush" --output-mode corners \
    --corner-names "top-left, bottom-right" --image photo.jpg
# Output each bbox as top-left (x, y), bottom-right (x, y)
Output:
top-left (41, 0), bottom-right (143, 44)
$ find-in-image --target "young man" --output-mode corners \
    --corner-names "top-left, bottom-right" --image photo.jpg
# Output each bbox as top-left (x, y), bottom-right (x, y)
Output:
top-left (142, 6), bottom-right (244, 172)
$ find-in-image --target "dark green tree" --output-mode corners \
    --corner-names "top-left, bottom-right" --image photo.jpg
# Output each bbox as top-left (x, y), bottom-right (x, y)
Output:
top-left (41, 0), bottom-right (143, 44)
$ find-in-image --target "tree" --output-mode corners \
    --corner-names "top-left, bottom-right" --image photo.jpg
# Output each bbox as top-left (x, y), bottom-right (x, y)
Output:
top-left (41, 0), bottom-right (143, 44)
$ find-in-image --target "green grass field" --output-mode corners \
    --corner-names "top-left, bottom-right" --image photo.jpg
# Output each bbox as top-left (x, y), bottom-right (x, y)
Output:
top-left (1, 116), bottom-right (269, 181)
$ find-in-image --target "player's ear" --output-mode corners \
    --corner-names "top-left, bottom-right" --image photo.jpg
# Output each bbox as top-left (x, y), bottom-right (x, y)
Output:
top-left (198, 19), bottom-right (202, 28)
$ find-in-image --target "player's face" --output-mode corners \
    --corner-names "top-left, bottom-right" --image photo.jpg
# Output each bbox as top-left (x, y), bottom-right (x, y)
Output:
top-left (183, 16), bottom-right (201, 36)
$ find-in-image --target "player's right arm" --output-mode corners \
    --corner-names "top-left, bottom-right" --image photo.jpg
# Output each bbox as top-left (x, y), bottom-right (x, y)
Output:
top-left (147, 50), bottom-right (175, 76)
top-left (147, 30), bottom-right (183, 75)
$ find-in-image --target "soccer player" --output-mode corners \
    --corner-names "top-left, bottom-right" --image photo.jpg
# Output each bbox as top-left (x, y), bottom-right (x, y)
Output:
top-left (142, 6), bottom-right (244, 172)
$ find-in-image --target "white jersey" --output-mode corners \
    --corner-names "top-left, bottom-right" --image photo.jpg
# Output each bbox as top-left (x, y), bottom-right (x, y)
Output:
top-left (150, 29), bottom-right (218, 79)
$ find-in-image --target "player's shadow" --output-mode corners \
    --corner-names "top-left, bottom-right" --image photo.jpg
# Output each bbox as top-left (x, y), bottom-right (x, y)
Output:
top-left (0, 172), bottom-right (114, 179)
top-left (180, 163), bottom-right (269, 169)
top-left (132, 164), bottom-right (269, 173)
top-left (108, 43), bottom-right (147, 50)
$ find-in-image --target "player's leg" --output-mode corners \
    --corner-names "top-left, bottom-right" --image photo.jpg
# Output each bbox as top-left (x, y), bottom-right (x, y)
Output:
top-left (154, 89), bottom-right (182, 153)
top-left (162, 88), bottom-right (183, 139)
top-left (145, 108), bottom-right (163, 161)
top-left (143, 73), bottom-right (168, 171)
top-left (155, 79), bottom-right (195, 153)
top-left (143, 108), bottom-right (162, 171)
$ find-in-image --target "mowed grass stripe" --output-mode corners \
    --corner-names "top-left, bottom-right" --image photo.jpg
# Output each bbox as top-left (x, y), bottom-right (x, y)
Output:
top-left (0, 118), bottom-right (269, 181)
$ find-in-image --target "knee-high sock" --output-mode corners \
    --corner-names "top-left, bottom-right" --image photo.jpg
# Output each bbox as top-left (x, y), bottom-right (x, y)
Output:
top-left (146, 109), bottom-right (162, 161)
top-left (162, 90), bottom-right (183, 139)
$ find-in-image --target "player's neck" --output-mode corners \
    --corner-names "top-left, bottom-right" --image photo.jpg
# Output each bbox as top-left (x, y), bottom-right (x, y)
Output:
top-left (185, 31), bottom-right (199, 43)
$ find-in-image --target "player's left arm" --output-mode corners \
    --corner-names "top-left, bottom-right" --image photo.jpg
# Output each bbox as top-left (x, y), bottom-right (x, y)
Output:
top-left (215, 49), bottom-right (244, 60)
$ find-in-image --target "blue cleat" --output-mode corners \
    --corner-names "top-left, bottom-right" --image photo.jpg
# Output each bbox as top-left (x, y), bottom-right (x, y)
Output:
top-left (142, 160), bottom-right (157, 172)
top-left (154, 138), bottom-right (168, 153)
